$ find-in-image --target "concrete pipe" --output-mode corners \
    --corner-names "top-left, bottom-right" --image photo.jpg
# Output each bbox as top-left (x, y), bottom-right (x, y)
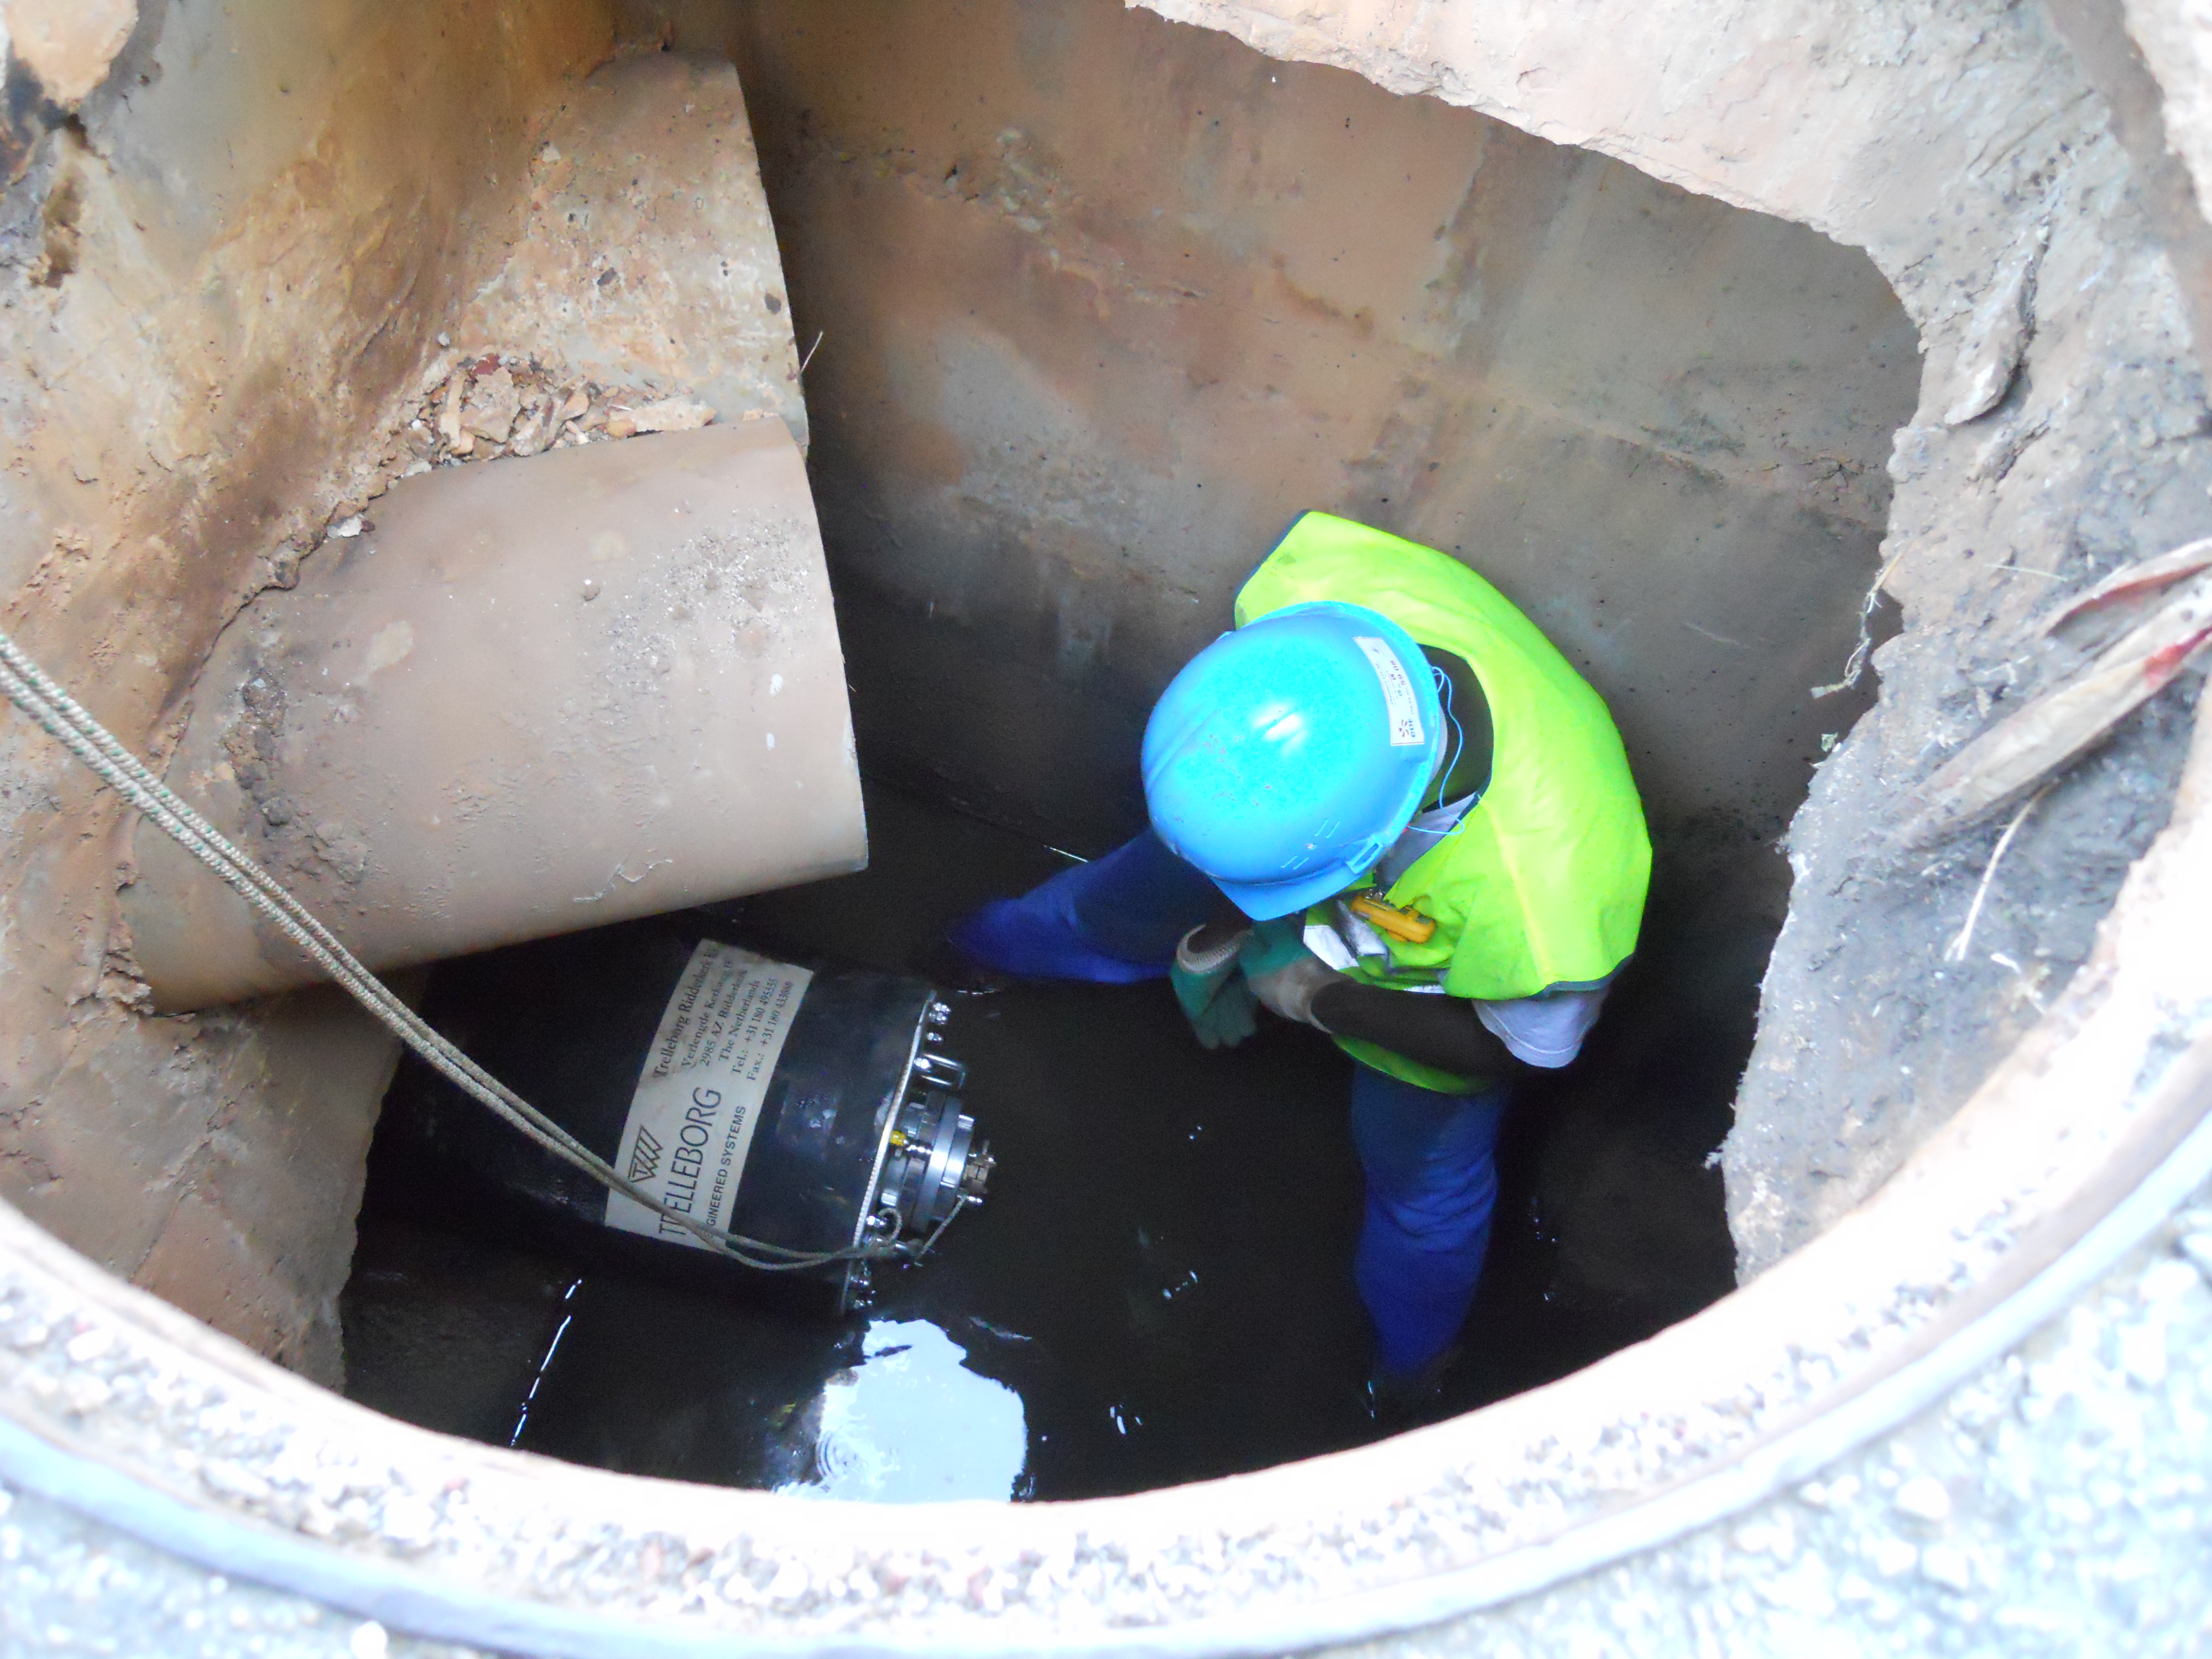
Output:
top-left (1, 0), bottom-right (2211, 1652)
top-left (121, 420), bottom-right (866, 1010)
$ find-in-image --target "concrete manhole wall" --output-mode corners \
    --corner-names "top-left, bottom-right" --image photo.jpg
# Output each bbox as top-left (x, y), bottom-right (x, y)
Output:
top-left (0, 0), bottom-right (2209, 1651)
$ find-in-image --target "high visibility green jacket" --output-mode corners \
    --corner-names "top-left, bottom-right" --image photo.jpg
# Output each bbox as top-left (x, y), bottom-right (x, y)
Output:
top-left (1235, 513), bottom-right (1651, 1091)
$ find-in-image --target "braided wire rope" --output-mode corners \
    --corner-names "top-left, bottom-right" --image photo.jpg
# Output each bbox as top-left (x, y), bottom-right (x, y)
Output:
top-left (0, 627), bottom-right (930, 1273)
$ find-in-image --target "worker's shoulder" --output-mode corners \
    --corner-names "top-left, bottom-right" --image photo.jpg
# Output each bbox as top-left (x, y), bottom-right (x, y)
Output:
top-left (1240, 512), bottom-right (1499, 617)
top-left (1272, 512), bottom-right (1467, 575)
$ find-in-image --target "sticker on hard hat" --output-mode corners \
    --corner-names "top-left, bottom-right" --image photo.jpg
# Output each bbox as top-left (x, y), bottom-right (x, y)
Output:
top-left (1354, 635), bottom-right (1426, 747)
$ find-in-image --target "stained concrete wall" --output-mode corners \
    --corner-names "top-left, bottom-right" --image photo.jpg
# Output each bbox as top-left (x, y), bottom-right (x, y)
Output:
top-left (684, 0), bottom-right (1920, 869)
top-left (644, 0), bottom-right (1922, 1319)
top-left (0, 0), bottom-right (621, 1379)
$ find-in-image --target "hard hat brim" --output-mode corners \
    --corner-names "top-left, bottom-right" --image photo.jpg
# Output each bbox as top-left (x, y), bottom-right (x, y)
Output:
top-left (1145, 599), bottom-right (1446, 920)
top-left (1211, 856), bottom-right (1370, 922)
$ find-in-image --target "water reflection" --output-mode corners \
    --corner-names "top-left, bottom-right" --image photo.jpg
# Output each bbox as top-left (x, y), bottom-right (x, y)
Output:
top-left (776, 1318), bottom-right (1026, 1503)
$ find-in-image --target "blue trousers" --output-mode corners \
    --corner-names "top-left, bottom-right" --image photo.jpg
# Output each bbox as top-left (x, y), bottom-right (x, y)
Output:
top-left (947, 829), bottom-right (1221, 980)
top-left (1350, 1068), bottom-right (1506, 1378)
top-left (951, 831), bottom-right (1505, 1379)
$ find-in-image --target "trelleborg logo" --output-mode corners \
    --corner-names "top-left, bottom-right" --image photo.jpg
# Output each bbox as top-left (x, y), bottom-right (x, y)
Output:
top-left (626, 1124), bottom-right (665, 1184)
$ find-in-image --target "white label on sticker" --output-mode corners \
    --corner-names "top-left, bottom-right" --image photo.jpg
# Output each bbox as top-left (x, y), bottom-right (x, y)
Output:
top-left (1355, 635), bottom-right (1426, 747)
top-left (604, 940), bottom-right (813, 1250)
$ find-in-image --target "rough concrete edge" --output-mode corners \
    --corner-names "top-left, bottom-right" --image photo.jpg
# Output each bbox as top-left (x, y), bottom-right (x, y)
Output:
top-left (2, 1036), bottom-right (2208, 1659)
top-left (2044, 0), bottom-right (2212, 374)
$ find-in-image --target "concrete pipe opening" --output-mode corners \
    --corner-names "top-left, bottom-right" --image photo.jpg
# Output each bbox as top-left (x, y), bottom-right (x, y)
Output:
top-left (2, 0), bottom-right (2210, 1653)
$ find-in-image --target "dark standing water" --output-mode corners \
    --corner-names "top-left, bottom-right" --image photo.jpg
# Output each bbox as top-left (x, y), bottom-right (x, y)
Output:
top-left (342, 784), bottom-right (1741, 1500)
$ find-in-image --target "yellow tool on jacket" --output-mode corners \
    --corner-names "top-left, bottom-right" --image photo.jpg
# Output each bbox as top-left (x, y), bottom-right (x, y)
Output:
top-left (1347, 893), bottom-right (1437, 945)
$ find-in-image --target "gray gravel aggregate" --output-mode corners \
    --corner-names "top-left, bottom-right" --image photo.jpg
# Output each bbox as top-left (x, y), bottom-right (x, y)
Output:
top-left (1327, 1198), bottom-right (2212, 1658)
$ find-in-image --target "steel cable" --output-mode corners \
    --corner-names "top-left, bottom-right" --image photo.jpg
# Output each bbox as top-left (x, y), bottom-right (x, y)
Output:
top-left (0, 627), bottom-right (916, 1273)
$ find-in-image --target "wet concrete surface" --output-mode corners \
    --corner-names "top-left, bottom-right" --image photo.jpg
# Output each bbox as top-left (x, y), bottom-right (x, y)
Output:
top-left (341, 784), bottom-right (1740, 1500)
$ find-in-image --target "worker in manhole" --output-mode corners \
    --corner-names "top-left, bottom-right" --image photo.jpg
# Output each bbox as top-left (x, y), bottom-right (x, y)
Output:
top-left (948, 512), bottom-right (1650, 1413)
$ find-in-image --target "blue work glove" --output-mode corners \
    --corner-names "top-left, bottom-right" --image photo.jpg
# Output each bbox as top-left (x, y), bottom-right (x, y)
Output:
top-left (1238, 917), bottom-right (1340, 1029)
top-left (1171, 925), bottom-right (1256, 1049)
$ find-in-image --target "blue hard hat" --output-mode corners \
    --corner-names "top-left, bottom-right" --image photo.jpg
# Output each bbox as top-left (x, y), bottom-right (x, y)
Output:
top-left (1142, 601), bottom-right (1446, 920)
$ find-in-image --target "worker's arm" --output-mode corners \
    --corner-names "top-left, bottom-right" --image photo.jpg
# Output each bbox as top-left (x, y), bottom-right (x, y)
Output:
top-left (1205, 917), bottom-right (1533, 1081)
top-left (1310, 980), bottom-right (1529, 1082)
